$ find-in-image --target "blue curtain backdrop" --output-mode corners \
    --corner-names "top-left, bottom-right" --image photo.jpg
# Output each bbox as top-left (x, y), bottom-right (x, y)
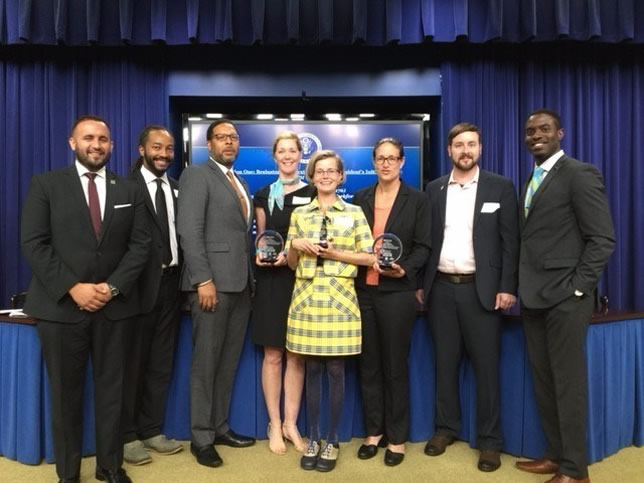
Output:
top-left (1, 0), bottom-right (644, 45)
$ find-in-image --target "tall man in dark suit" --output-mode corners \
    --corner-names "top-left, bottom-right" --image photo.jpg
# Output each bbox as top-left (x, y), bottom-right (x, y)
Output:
top-left (515, 109), bottom-right (615, 483)
top-left (178, 119), bottom-right (255, 468)
top-left (421, 122), bottom-right (519, 472)
top-left (21, 115), bottom-right (150, 483)
top-left (122, 125), bottom-right (183, 465)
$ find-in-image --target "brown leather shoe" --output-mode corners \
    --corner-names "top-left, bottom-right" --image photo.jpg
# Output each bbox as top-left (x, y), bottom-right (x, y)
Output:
top-left (478, 449), bottom-right (501, 472)
top-left (424, 434), bottom-right (455, 456)
top-left (545, 474), bottom-right (590, 483)
top-left (515, 458), bottom-right (559, 474)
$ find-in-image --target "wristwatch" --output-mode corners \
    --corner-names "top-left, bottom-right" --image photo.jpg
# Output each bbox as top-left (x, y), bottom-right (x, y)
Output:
top-left (108, 284), bottom-right (120, 297)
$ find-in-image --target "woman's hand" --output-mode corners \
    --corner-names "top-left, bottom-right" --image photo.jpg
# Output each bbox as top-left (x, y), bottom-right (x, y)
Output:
top-left (372, 262), bottom-right (406, 278)
top-left (256, 251), bottom-right (288, 267)
top-left (291, 238), bottom-right (321, 256)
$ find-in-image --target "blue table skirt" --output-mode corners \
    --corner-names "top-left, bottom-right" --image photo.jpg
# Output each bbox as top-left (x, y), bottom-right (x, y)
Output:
top-left (1, 316), bottom-right (642, 465)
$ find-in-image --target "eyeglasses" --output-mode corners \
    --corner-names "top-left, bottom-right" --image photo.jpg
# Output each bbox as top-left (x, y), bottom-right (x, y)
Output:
top-left (314, 168), bottom-right (340, 177)
top-left (374, 156), bottom-right (401, 165)
top-left (212, 133), bottom-right (240, 142)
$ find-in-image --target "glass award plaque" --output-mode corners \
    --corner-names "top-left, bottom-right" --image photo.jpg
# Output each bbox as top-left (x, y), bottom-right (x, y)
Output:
top-left (373, 233), bottom-right (403, 268)
top-left (255, 230), bottom-right (284, 264)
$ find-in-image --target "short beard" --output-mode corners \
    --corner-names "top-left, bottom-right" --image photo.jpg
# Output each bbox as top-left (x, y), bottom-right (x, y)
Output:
top-left (143, 154), bottom-right (173, 177)
top-left (76, 150), bottom-right (110, 172)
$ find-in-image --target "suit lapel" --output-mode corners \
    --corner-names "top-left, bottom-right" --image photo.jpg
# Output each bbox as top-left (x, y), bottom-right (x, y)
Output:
top-left (438, 176), bottom-right (449, 229)
top-left (208, 160), bottom-right (249, 226)
top-left (135, 170), bottom-right (163, 231)
top-left (98, 171), bottom-right (117, 245)
top-left (473, 171), bottom-right (487, 229)
top-left (524, 156), bottom-right (566, 223)
top-left (362, 185), bottom-right (376, 228)
top-left (384, 182), bottom-right (409, 232)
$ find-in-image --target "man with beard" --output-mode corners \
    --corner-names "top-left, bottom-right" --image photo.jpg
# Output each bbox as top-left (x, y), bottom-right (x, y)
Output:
top-left (21, 115), bottom-right (150, 483)
top-left (122, 125), bottom-right (183, 465)
top-left (515, 110), bottom-right (615, 483)
top-left (178, 119), bottom-right (255, 468)
top-left (420, 122), bottom-right (519, 472)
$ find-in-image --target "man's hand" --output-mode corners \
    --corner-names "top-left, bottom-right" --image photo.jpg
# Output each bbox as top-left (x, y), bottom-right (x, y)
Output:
top-left (415, 289), bottom-right (425, 306)
top-left (198, 281), bottom-right (218, 312)
top-left (495, 292), bottom-right (517, 310)
top-left (69, 282), bottom-right (108, 312)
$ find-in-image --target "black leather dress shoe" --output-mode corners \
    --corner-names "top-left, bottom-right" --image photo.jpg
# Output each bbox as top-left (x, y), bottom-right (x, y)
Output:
top-left (191, 443), bottom-right (223, 468)
top-left (478, 449), bottom-right (501, 472)
top-left (214, 430), bottom-right (256, 448)
top-left (357, 437), bottom-right (387, 459)
top-left (384, 449), bottom-right (405, 466)
top-left (95, 467), bottom-right (132, 483)
top-left (424, 433), bottom-right (455, 456)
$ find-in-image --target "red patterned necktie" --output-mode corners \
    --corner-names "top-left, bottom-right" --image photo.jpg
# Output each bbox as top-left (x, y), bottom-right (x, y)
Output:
top-left (85, 172), bottom-right (102, 238)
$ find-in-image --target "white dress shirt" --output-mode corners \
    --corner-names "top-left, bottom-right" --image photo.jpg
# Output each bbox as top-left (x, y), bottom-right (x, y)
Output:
top-left (437, 166), bottom-right (480, 275)
top-left (140, 165), bottom-right (179, 267)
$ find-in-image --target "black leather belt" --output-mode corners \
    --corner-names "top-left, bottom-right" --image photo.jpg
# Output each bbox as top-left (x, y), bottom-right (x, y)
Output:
top-left (437, 271), bottom-right (475, 284)
top-left (162, 266), bottom-right (179, 276)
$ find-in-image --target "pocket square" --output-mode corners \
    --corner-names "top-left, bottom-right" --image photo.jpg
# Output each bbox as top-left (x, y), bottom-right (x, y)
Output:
top-left (114, 203), bottom-right (132, 209)
top-left (481, 202), bottom-right (500, 213)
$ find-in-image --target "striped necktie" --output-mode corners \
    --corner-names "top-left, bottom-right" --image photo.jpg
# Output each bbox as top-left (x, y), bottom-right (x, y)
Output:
top-left (524, 166), bottom-right (546, 217)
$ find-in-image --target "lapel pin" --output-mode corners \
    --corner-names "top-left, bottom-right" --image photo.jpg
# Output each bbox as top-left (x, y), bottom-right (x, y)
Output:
top-left (110, 179), bottom-right (116, 184)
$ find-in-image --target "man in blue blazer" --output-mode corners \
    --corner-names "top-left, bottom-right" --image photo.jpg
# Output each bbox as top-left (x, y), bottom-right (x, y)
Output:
top-left (21, 115), bottom-right (151, 483)
top-left (421, 122), bottom-right (519, 472)
top-left (515, 109), bottom-right (615, 483)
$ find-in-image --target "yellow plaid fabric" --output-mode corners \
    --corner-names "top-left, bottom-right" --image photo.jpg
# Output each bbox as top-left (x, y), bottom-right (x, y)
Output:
top-left (285, 198), bottom-right (373, 356)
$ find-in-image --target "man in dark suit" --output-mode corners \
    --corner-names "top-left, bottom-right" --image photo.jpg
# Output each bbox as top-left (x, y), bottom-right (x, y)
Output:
top-left (421, 122), bottom-right (519, 472)
top-left (122, 125), bottom-right (183, 465)
top-left (515, 109), bottom-right (615, 483)
top-left (177, 119), bottom-right (255, 468)
top-left (20, 115), bottom-right (150, 483)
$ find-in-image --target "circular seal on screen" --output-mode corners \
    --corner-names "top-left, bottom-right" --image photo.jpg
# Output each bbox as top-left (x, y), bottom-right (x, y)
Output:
top-left (297, 133), bottom-right (322, 162)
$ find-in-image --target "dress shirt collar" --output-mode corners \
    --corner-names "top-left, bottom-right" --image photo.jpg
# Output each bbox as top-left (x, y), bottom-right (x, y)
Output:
top-left (448, 165), bottom-right (480, 187)
top-left (75, 160), bottom-right (106, 180)
top-left (536, 149), bottom-right (565, 173)
top-left (210, 156), bottom-right (236, 177)
top-left (305, 197), bottom-right (346, 212)
top-left (140, 164), bottom-right (169, 185)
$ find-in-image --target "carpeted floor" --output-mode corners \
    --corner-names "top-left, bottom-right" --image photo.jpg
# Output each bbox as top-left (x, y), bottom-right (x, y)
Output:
top-left (1, 439), bottom-right (642, 482)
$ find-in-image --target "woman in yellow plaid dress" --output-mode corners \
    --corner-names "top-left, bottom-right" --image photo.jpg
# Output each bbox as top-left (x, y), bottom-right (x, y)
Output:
top-left (285, 150), bottom-right (374, 472)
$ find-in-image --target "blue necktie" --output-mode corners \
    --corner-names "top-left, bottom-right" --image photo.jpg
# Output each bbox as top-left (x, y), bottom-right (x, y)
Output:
top-left (524, 166), bottom-right (546, 217)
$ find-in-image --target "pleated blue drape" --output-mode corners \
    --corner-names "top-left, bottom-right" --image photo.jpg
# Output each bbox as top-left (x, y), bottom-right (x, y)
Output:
top-left (2, 0), bottom-right (644, 45)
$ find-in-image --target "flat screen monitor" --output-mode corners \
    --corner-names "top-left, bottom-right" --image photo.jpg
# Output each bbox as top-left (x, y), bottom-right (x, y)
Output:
top-left (185, 120), bottom-right (423, 201)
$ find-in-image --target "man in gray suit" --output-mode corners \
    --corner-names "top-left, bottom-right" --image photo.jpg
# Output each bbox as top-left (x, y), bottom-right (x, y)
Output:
top-left (515, 109), bottom-right (615, 483)
top-left (178, 119), bottom-right (255, 468)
